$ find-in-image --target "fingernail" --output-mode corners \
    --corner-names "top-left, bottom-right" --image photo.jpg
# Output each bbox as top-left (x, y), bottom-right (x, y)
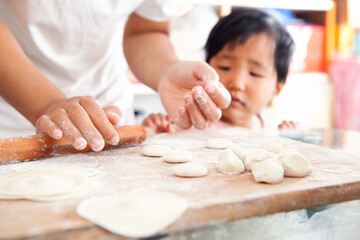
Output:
top-left (193, 85), bottom-right (202, 91)
top-left (185, 94), bottom-right (193, 105)
top-left (74, 137), bottom-right (87, 150)
top-left (109, 111), bottom-right (121, 125)
top-left (53, 129), bottom-right (63, 139)
top-left (109, 134), bottom-right (119, 145)
top-left (92, 138), bottom-right (105, 152)
top-left (216, 109), bottom-right (222, 121)
top-left (179, 107), bottom-right (186, 116)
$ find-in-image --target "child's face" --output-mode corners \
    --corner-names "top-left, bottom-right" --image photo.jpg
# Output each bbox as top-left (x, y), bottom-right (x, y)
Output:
top-left (209, 33), bottom-right (283, 126)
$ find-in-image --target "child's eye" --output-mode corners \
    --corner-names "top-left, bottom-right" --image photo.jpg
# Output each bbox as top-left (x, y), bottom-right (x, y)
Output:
top-left (218, 66), bottom-right (230, 71)
top-left (250, 72), bottom-right (262, 77)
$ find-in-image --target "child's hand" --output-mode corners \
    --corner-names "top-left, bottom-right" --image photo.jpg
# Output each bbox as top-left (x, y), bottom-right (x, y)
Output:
top-left (35, 96), bottom-right (122, 152)
top-left (278, 120), bottom-right (298, 130)
top-left (142, 113), bottom-right (175, 135)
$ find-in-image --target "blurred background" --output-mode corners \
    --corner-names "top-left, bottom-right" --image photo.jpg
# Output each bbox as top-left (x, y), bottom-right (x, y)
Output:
top-left (131, 0), bottom-right (360, 133)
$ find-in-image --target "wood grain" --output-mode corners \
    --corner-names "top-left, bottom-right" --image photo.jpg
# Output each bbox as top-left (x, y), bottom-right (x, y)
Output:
top-left (0, 127), bottom-right (359, 239)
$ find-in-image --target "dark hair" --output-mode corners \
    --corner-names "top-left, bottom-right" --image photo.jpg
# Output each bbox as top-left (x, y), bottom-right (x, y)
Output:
top-left (205, 8), bottom-right (294, 83)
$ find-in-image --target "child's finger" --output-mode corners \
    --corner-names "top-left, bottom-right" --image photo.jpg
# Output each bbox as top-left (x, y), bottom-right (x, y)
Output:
top-left (36, 115), bottom-right (63, 139)
top-left (142, 117), bottom-right (155, 127)
top-left (50, 108), bottom-right (88, 151)
top-left (80, 97), bottom-right (119, 146)
top-left (154, 114), bottom-right (163, 126)
top-left (192, 86), bottom-right (222, 122)
top-left (167, 122), bottom-right (176, 133)
top-left (204, 81), bottom-right (231, 109)
top-left (147, 114), bottom-right (159, 126)
top-left (159, 114), bottom-right (170, 129)
top-left (184, 93), bottom-right (207, 130)
top-left (290, 121), bottom-right (298, 129)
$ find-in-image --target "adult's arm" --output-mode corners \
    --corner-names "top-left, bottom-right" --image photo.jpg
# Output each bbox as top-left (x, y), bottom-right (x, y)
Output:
top-left (123, 13), bottom-right (231, 129)
top-left (0, 19), bottom-right (120, 151)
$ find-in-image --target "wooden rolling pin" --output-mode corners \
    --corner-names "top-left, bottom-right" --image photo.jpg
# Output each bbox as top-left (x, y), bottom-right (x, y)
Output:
top-left (0, 125), bottom-right (146, 164)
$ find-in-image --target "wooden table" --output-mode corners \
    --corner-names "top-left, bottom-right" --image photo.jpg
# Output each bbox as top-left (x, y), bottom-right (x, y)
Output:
top-left (1, 127), bottom-right (360, 239)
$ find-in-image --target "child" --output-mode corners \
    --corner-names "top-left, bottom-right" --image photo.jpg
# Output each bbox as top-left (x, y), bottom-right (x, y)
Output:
top-left (143, 8), bottom-right (296, 135)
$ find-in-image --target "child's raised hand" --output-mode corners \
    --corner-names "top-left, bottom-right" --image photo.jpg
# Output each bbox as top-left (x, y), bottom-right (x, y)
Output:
top-left (278, 120), bottom-right (298, 130)
top-left (35, 96), bottom-right (122, 152)
top-left (142, 113), bottom-right (175, 135)
top-left (158, 61), bottom-right (230, 130)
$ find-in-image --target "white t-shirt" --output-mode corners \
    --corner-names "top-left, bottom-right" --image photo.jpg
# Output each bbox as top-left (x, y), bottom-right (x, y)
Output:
top-left (0, 0), bottom-right (192, 138)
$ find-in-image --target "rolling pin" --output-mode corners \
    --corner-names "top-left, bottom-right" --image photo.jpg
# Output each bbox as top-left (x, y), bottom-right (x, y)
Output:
top-left (0, 125), bottom-right (146, 164)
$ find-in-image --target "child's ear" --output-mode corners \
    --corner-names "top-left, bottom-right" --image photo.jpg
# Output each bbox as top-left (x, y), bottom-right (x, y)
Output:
top-left (274, 81), bottom-right (285, 96)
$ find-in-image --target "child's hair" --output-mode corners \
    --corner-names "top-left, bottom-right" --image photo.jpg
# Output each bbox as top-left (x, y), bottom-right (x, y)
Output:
top-left (205, 8), bottom-right (294, 83)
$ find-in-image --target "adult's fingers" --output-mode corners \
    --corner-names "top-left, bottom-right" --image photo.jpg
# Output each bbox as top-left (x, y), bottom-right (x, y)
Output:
top-left (192, 62), bottom-right (230, 109)
top-left (184, 93), bottom-right (207, 130)
top-left (36, 115), bottom-right (63, 139)
top-left (50, 108), bottom-right (88, 150)
top-left (204, 81), bottom-right (231, 109)
top-left (192, 61), bottom-right (219, 84)
top-left (104, 106), bottom-right (122, 126)
top-left (192, 86), bottom-right (221, 122)
top-left (59, 103), bottom-right (105, 151)
top-left (80, 97), bottom-right (119, 146)
top-left (173, 106), bottom-right (192, 129)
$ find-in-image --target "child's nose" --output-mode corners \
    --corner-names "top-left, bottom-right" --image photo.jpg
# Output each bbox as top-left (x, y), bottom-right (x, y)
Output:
top-left (229, 70), bottom-right (247, 91)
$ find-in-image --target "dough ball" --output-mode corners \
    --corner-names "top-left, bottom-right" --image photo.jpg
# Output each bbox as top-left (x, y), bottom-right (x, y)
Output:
top-left (77, 189), bottom-right (187, 238)
top-left (218, 149), bottom-right (245, 175)
top-left (162, 150), bottom-right (192, 163)
top-left (142, 144), bottom-right (172, 157)
top-left (278, 149), bottom-right (312, 177)
top-left (252, 159), bottom-right (284, 184)
top-left (206, 138), bottom-right (232, 149)
top-left (228, 147), bottom-right (245, 162)
top-left (244, 149), bottom-right (278, 171)
top-left (173, 162), bottom-right (208, 177)
top-left (263, 142), bottom-right (284, 154)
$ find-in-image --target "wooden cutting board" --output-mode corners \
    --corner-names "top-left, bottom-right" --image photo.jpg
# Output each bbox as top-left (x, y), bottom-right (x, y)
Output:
top-left (0, 127), bottom-right (360, 239)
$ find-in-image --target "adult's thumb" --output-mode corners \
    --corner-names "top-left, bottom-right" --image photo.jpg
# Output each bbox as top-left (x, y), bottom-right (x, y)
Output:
top-left (192, 61), bottom-right (219, 86)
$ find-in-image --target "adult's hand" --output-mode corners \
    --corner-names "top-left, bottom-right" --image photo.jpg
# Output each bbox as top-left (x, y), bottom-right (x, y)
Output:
top-left (158, 61), bottom-right (231, 130)
top-left (35, 96), bottom-right (122, 152)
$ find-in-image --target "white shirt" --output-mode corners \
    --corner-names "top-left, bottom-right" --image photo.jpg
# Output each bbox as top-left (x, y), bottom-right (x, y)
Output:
top-left (0, 0), bottom-right (192, 138)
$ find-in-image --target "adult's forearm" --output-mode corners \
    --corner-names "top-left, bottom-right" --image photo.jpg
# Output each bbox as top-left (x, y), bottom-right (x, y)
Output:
top-left (0, 20), bottom-right (66, 125)
top-left (123, 13), bottom-right (180, 91)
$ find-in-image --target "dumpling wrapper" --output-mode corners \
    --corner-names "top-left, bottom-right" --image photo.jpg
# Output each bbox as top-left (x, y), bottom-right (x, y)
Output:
top-left (76, 189), bottom-right (187, 238)
top-left (0, 169), bottom-right (90, 199)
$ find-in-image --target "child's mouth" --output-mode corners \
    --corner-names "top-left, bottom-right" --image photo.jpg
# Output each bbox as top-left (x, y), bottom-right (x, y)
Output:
top-left (231, 96), bottom-right (245, 107)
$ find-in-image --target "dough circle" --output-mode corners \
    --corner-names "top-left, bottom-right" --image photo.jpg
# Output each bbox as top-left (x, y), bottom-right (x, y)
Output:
top-left (206, 138), bottom-right (232, 149)
top-left (162, 150), bottom-right (192, 163)
top-left (252, 159), bottom-right (284, 184)
top-left (0, 169), bottom-right (90, 201)
top-left (218, 149), bottom-right (245, 175)
top-left (77, 189), bottom-right (187, 238)
top-left (142, 144), bottom-right (172, 157)
top-left (173, 162), bottom-right (208, 177)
